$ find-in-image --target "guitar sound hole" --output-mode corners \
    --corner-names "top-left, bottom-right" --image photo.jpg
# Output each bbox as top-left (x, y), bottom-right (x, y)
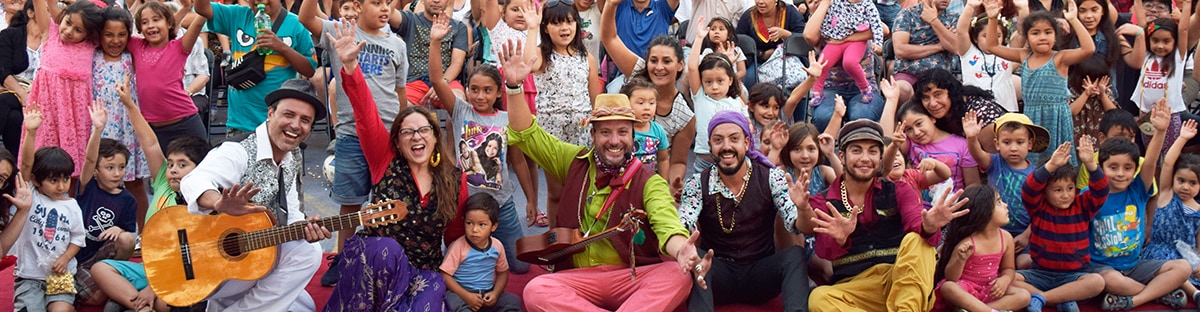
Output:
top-left (221, 233), bottom-right (243, 257)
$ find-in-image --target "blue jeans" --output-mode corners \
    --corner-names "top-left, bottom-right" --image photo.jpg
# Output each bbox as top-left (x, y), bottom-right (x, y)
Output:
top-left (875, 2), bottom-right (902, 29)
top-left (332, 135), bottom-right (371, 205)
top-left (810, 84), bottom-right (885, 131)
top-left (495, 198), bottom-right (530, 274)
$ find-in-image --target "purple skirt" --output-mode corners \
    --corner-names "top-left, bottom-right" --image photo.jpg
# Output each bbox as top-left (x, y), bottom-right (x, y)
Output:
top-left (324, 236), bottom-right (447, 312)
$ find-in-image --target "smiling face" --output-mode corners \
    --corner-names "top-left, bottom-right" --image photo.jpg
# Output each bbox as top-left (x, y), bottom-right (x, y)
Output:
top-left (591, 120), bottom-right (634, 168)
top-left (545, 16), bottom-right (578, 50)
top-left (95, 155), bottom-right (128, 192)
top-left (888, 150), bottom-right (906, 180)
top-left (467, 74), bottom-right (501, 114)
top-left (395, 113), bottom-right (437, 166)
top-left (902, 112), bottom-right (940, 145)
top-left (755, 0), bottom-right (774, 14)
top-left (709, 124), bottom-right (748, 175)
top-left (995, 127), bottom-right (1032, 166)
top-left (1078, 0), bottom-right (1103, 32)
top-left (840, 141), bottom-right (883, 182)
top-left (464, 210), bottom-right (497, 248)
top-left (484, 139), bottom-right (501, 158)
top-left (629, 88), bottom-right (657, 122)
top-left (1046, 178), bottom-right (1077, 209)
top-left (504, 0), bottom-right (528, 30)
top-left (59, 13), bottom-right (88, 44)
top-left (165, 152), bottom-right (197, 191)
top-left (4, 0), bottom-right (23, 15)
top-left (644, 46), bottom-right (683, 87)
top-left (266, 99), bottom-right (316, 155)
top-left (1102, 154), bottom-right (1137, 193)
top-left (920, 85), bottom-right (952, 119)
top-left (338, 0), bottom-right (359, 21)
top-left (1148, 28), bottom-right (1176, 57)
top-left (1026, 20), bottom-right (1057, 54)
top-left (789, 136), bottom-right (819, 172)
top-left (358, 0), bottom-right (390, 30)
top-left (101, 20), bottom-right (129, 59)
top-left (138, 6), bottom-right (172, 46)
top-left (750, 98), bottom-right (780, 126)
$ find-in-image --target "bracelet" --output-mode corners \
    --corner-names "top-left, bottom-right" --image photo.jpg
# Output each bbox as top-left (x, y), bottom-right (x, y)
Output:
top-left (506, 83), bottom-right (524, 95)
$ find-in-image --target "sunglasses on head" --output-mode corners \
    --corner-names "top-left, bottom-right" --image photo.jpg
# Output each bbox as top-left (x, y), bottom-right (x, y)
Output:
top-left (544, 0), bottom-right (574, 9)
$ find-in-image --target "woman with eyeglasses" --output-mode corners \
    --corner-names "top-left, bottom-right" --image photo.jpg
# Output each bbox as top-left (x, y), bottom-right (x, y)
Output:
top-left (322, 21), bottom-right (466, 311)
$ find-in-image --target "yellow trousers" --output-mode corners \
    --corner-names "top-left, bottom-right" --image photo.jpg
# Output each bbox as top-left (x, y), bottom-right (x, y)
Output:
top-left (810, 232), bottom-right (938, 312)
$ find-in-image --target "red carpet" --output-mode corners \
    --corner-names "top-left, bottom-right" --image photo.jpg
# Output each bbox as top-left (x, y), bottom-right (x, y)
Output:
top-left (0, 254), bottom-right (1195, 311)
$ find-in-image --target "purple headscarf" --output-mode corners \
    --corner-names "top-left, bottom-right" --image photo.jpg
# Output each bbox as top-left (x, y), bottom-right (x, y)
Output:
top-left (707, 111), bottom-right (775, 168)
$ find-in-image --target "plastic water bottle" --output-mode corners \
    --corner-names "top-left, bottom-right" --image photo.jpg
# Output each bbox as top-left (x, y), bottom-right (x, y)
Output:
top-left (254, 4), bottom-right (273, 55)
top-left (1176, 240), bottom-right (1200, 268)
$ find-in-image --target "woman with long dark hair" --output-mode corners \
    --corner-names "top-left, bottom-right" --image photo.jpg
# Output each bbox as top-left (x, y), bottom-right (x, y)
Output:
top-left (0, 0), bottom-right (38, 157)
top-left (912, 68), bottom-right (1008, 140)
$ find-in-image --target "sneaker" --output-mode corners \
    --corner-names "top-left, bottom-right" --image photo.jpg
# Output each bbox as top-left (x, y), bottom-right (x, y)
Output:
top-left (1057, 300), bottom-right (1081, 312)
top-left (1159, 289), bottom-right (1188, 309)
top-left (320, 254), bottom-right (342, 287)
top-left (1028, 293), bottom-right (1046, 312)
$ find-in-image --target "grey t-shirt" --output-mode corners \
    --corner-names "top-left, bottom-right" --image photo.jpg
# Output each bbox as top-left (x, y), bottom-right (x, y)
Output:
top-left (450, 99), bottom-right (516, 203)
top-left (317, 20), bottom-right (409, 136)
top-left (393, 10), bottom-right (469, 82)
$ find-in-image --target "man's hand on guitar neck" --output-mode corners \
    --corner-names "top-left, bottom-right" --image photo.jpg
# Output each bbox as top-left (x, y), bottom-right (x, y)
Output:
top-left (302, 216), bottom-right (333, 243)
top-left (200, 183), bottom-right (269, 216)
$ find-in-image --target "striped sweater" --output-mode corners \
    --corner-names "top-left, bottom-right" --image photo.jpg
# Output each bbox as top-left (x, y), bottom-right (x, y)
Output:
top-left (1022, 166), bottom-right (1109, 271)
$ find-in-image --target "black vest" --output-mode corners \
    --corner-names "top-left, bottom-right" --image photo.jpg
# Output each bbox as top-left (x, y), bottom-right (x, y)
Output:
top-left (698, 164), bottom-right (776, 264)
top-left (829, 180), bottom-right (904, 283)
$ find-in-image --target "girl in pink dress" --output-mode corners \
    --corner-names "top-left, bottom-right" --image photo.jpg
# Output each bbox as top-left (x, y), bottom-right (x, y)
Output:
top-left (24, 0), bottom-right (105, 176)
top-left (934, 185), bottom-right (1032, 311)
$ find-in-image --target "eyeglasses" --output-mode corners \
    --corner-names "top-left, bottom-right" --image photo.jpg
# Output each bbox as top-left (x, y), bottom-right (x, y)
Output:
top-left (399, 125), bottom-right (435, 139)
top-left (544, 0), bottom-right (574, 10)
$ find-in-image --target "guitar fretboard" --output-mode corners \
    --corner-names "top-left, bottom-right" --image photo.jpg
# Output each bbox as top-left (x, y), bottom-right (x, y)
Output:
top-left (239, 213), bottom-right (363, 250)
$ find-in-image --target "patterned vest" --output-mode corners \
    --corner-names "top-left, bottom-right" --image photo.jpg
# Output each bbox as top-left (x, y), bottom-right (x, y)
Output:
top-left (237, 133), bottom-right (301, 224)
top-left (698, 164), bottom-right (776, 264)
top-left (554, 152), bottom-right (662, 270)
top-left (829, 180), bottom-right (903, 283)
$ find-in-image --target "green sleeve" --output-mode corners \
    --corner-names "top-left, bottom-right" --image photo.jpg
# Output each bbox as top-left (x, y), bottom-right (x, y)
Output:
top-left (643, 174), bottom-right (690, 254)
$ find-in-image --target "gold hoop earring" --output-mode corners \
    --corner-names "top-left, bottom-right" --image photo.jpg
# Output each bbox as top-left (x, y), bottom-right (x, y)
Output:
top-left (431, 152), bottom-right (441, 167)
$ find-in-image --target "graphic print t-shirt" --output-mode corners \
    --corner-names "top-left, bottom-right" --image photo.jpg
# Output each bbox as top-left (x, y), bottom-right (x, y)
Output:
top-left (75, 179), bottom-right (138, 262)
top-left (908, 134), bottom-right (978, 191)
top-left (1090, 177), bottom-right (1155, 271)
top-left (987, 154), bottom-right (1034, 234)
top-left (452, 99), bottom-right (516, 203)
top-left (12, 186), bottom-right (86, 279)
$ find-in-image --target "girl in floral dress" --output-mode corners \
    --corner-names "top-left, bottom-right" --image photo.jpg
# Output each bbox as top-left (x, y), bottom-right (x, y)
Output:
top-left (93, 7), bottom-right (150, 211)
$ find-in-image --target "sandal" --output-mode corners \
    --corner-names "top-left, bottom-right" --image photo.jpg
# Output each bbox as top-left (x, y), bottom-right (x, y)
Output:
top-left (533, 211), bottom-right (550, 227)
top-left (1158, 289), bottom-right (1187, 309)
top-left (1100, 294), bottom-right (1132, 311)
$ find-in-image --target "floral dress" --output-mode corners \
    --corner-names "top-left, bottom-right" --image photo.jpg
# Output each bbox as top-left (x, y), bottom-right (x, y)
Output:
top-left (92, 51), bottom-right (150, 181)
top-left (1142, 194), bottom-right (1200, 285)
top-left (534, 52), bottom-right (593, 147)
top-left (324, 158), bottom-right (459, 312)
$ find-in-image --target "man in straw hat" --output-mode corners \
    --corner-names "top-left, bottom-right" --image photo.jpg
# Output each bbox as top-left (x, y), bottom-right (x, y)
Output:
top-left (794, 118), bottom-right (969, 311)
top-left (496, 40), bottom-right (700, 311)
top-left (678, 111), bottom-right (811, 311)
top-left (180, 79), bottom-right (332, 311)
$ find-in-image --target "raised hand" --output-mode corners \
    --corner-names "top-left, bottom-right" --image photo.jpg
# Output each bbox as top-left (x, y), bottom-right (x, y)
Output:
top-left (213, 183), bottom-right (269, 216)
top-left (718, 41), bottom-right (740, 62)
top-left (694, 16), bottom-right (709, 43)
top-left (23, 102), bottom-right (41, 131)
top-left (1180, 119), bottom-right (1198, 140)
top-left (766, 120), bottom-right (788, 152)
top-left (812, 201), bottom-right (859, 245)
top-left (817, 133), bottom-right (836, 156)
top-left (834, 95), bottom-right (846, 116)
top-left (1149, 98), bottom-right (1170, 132)
top-left (521, 1), bottom-right (542, 29)
top-left (803, 50), bottom-right (828, 78)
top-left (430, 12), bottom-right (451, 41)
top-left (962, 111), bottom-right (982, 139)
top-left (1063, 0), bottom-right (1078, 20)
top-left (1096, 76), bottom-right (1111, 96)
top-left (891, 120), bottom-right (908, 147)
top-left (880, 76), bottom-right (900, 101)
top-left (89, 100), bottom-right (107, 130)
top-left (1081, 76), bottom-right (1096, 96)
top-left (499, 39), bottom-right (535, 87)
top-left (984, 0), bottom-right (1003, 18)
top-left (1046, 141), bottom-right (1073, 171)
top-left (1116, 23), bottom-right (1142, 37)
top-left (2, 175), bottom-right (31, 212)
top-left (787, 169), bottom-right (812, 208)
top-left (1077, 135), bottom-right (1095, 165)
top-left (922, 189), bottom-right (970, 233)
top-left (326, 20), bottom-right (365, 68)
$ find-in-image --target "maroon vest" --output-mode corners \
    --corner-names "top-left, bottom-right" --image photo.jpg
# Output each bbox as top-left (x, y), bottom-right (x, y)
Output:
top-left (553, 152), bottom-right (662, 270)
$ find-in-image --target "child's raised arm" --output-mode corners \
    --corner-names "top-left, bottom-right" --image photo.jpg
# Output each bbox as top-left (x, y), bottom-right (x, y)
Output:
top-left (298, 0), bottom-right (325, 35)
top-left (1177, 0), bottom-right (1190, 58)
top-left (1057, 0), bottom-right (1096, 68)
top-left (883, 121), bottom-right (907, 175)
top-left (600, 0), bottom-right (638, 77)
top-left (686, 16), bottom-right (708, 95)
top-left (80, 100), bottom-right (108, 187)
top-left (1142, 98), bottom-right (1169, 191)
top-left (783, 51), bottom-right (827, 121)
top-left (179, 0), bottom-right (207, 54)
top-left (956, 0), bottom-right (981, 55)
top-left (429, 14), bottom-right (459, 113)
top-left (1158, 119), bottom-right (1196, 209)
top-left (20, 104), bottom-right (41, 182)
top-left (982, 0), bottom-right (1025, 62)
top-left (35, 0), bottom-right (50, 40)
top-left (963, 111), bottom-right (993, 171)
top-left (522, 2), bottom-right (545, 73)
top-left (118, 80), bottom-right (164, 177)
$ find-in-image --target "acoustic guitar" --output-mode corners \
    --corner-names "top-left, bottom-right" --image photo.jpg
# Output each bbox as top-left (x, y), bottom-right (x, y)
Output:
top-left (515, 210), bottom-right (646, 265)
top-left (142, 200), bottom-right (405, 306)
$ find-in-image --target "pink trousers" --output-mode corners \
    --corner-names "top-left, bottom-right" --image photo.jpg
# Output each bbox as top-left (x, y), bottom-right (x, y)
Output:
top-left (523, 262), bottom-right (691, 311)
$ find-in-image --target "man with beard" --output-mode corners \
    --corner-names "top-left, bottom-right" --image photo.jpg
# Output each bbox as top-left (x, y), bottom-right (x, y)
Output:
top-left (497, 41), bottom-right (702, 311)
top-left (180, 79), bottom-right (333, 311)
top-left (678, 111), bottom-right (810, 311)
top-left (892, 0), bottom-right (960, 102)
top-left (795, 119), bottom-right (969, 311)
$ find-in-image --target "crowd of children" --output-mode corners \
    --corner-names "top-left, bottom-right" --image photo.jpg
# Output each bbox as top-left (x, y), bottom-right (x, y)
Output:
top-left (6, 0), bottom-right (1200, 308)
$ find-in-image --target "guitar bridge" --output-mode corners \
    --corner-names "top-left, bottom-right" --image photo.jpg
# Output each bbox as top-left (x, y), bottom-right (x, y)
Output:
top-left (178, 229), bottom-right (195, 280)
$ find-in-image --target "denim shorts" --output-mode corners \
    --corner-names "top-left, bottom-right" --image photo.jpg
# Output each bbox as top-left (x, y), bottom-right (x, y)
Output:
top-left (14, 278), bottom-right (75, 310)
top-left (1017, 268), bottom-right (1093, 291)
top-left (1087, 260), bottom-right (1171, 285)
top-left (332, 135), bottom-right (371, 205)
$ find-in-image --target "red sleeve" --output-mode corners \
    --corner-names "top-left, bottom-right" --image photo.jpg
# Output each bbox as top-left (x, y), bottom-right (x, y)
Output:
top-left (811, 188), bottom-right (849, 261)
top-left (1081, 168), bottom-right (1110, 218)
top-left (895, 180), bottom-right (940, 246)
top-left (903, 169), bottom-right (930, 190)
top-left (340, 67), bottom-right (395, 184)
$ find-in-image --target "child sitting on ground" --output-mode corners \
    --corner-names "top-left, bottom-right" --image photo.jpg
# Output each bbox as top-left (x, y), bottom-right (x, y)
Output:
top-left (440, 193), bottom-right (523, 311)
